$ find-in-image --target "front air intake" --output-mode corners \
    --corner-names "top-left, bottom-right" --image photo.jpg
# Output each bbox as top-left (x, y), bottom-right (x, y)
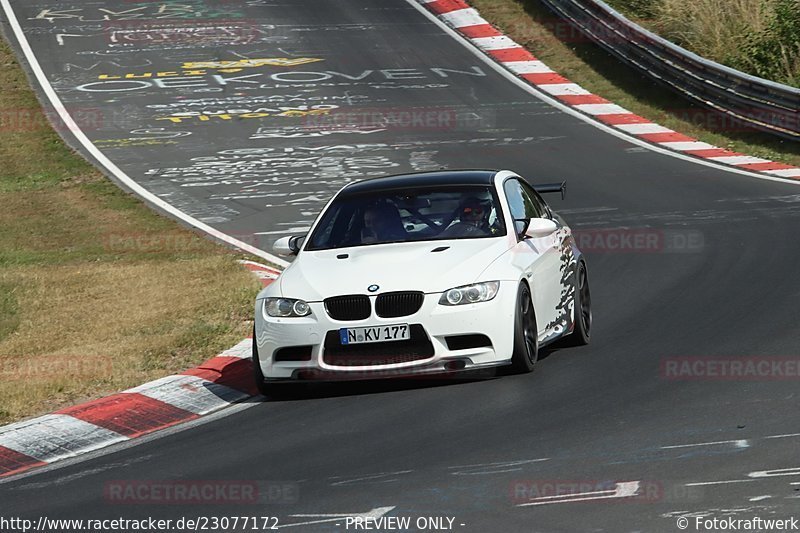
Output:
top-left (322, 324), bottom-right (434, 366)
top-left (273, 346), bottom-right (313, 362)
top-left (375, 291), bottom-right (424, 318)
top-left (445, 334), bottom-right (492, 351)
top-left (324, 295), bottom-right (371, 321)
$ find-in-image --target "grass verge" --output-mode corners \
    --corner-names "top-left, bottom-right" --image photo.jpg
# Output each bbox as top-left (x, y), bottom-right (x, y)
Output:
top-left (607, 0), bottom-right (800, 88)
top-left (0, 38), bottom-right (263, 425)
top-left (469, 0), bottom-right (800, 166)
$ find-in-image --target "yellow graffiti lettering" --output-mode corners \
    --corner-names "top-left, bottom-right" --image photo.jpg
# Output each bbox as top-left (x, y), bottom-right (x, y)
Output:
top-left (98, 57), bottom-right (323, 80)
top-left (277, 110), bottom-right (310, 117)
top-left (181, 57), bottom-right (323, 69)
top-left (155, 109), bottom-right (338, 123)
top-left (276, 109), bottom-right (332, 117)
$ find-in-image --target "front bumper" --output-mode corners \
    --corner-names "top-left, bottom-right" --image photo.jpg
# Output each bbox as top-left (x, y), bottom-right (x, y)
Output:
top-left (254, 281), bottom-right (518, 380)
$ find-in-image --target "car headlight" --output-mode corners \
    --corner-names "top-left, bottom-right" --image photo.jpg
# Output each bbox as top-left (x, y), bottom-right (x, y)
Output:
top-left (263, 298), bottom-right (312, 318)
top-left (439, 281), bottom-right (500, 306)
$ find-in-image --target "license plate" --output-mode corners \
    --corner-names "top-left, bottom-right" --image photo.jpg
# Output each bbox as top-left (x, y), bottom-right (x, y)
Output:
top-left (339, 324), bottom-right (410, 345)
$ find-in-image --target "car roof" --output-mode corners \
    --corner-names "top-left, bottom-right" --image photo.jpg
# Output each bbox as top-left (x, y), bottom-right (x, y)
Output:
top-left (342, 170), bottom-right (498, 195)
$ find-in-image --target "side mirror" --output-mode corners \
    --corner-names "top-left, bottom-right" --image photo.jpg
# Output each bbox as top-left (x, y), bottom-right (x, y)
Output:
top-left (513, 219), bottom-right (530, 238)
top-left (516, 218), bottom-right (557, 239)
top-left (273, 235), bottom-right (305, 256)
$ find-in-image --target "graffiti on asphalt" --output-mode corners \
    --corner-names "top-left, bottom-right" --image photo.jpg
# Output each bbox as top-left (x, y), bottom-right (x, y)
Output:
top-left (30, 4), bottom-right (245, 23)
top-left (74, 67), bottom-right (486, 92)
top-left (155, 106), bottom-right (338, 123)
top-left (95, 58), bottom-right (324, 80)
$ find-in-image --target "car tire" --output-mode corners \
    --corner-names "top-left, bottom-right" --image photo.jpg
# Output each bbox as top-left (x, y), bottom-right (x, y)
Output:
top-left (508, 282), bottom-right (538, 374)
top-left (565, 260), bottom-right (591, 346)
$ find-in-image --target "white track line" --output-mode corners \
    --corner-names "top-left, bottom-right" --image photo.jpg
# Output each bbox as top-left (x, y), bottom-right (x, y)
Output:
top-left (685, 479), bottom-right (755, 486)
top-left (0, 0), bottom-right (289, 267)
top-left (662, 439), bottom-right (750, 449)
top-left (765, 433), bottom-right (800, 439)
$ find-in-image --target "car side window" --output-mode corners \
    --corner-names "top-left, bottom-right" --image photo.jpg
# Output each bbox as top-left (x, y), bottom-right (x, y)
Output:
top-left (520, 182), bottom-right (550, 219)
top-left (503, 179), bottom-right (543, 219)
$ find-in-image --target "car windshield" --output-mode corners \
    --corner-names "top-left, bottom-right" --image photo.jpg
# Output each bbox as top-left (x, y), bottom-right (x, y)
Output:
top-left (305, 186), bottom-right (506, 251)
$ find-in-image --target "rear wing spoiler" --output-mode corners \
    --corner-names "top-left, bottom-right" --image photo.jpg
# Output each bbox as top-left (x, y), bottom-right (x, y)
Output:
top-left (534, 181), bottom-right (566, 200)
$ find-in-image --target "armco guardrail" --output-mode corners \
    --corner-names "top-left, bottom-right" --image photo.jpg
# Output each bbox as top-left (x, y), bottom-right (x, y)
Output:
top-left (537, 0), bottom-right (800, 140)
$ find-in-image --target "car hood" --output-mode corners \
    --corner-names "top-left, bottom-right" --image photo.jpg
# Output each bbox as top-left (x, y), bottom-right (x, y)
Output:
top-left (278, 238), bottom-right (512, 301)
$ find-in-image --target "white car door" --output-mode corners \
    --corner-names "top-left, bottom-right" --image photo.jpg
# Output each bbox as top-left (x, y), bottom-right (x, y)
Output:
top-left (503, 178), bottom-right (562, 336)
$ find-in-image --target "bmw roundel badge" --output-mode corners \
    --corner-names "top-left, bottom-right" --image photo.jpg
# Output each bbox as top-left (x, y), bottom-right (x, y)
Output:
top-left (367, 284), bottom-right (380, 293)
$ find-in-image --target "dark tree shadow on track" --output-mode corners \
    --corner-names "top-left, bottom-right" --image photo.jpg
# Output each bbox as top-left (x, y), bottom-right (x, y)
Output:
top-left (259, 368), bottom-right (502, 402)
top-left (258, 344), bottom-right (578, 402)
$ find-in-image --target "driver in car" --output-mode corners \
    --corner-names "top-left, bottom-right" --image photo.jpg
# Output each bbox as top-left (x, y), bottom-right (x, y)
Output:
top-left (361, 202), bottom-right (407, 244)
top-left (440, 197), bottom-right (493, 238)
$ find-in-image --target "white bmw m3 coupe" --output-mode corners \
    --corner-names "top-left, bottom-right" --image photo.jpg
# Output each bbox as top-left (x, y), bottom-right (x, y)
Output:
top-left (253, 170), bottom-right (591, 394)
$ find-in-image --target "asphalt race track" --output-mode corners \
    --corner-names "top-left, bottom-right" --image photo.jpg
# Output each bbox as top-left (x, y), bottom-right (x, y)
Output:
top-left (2, 0), bottom-right (800, 531)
